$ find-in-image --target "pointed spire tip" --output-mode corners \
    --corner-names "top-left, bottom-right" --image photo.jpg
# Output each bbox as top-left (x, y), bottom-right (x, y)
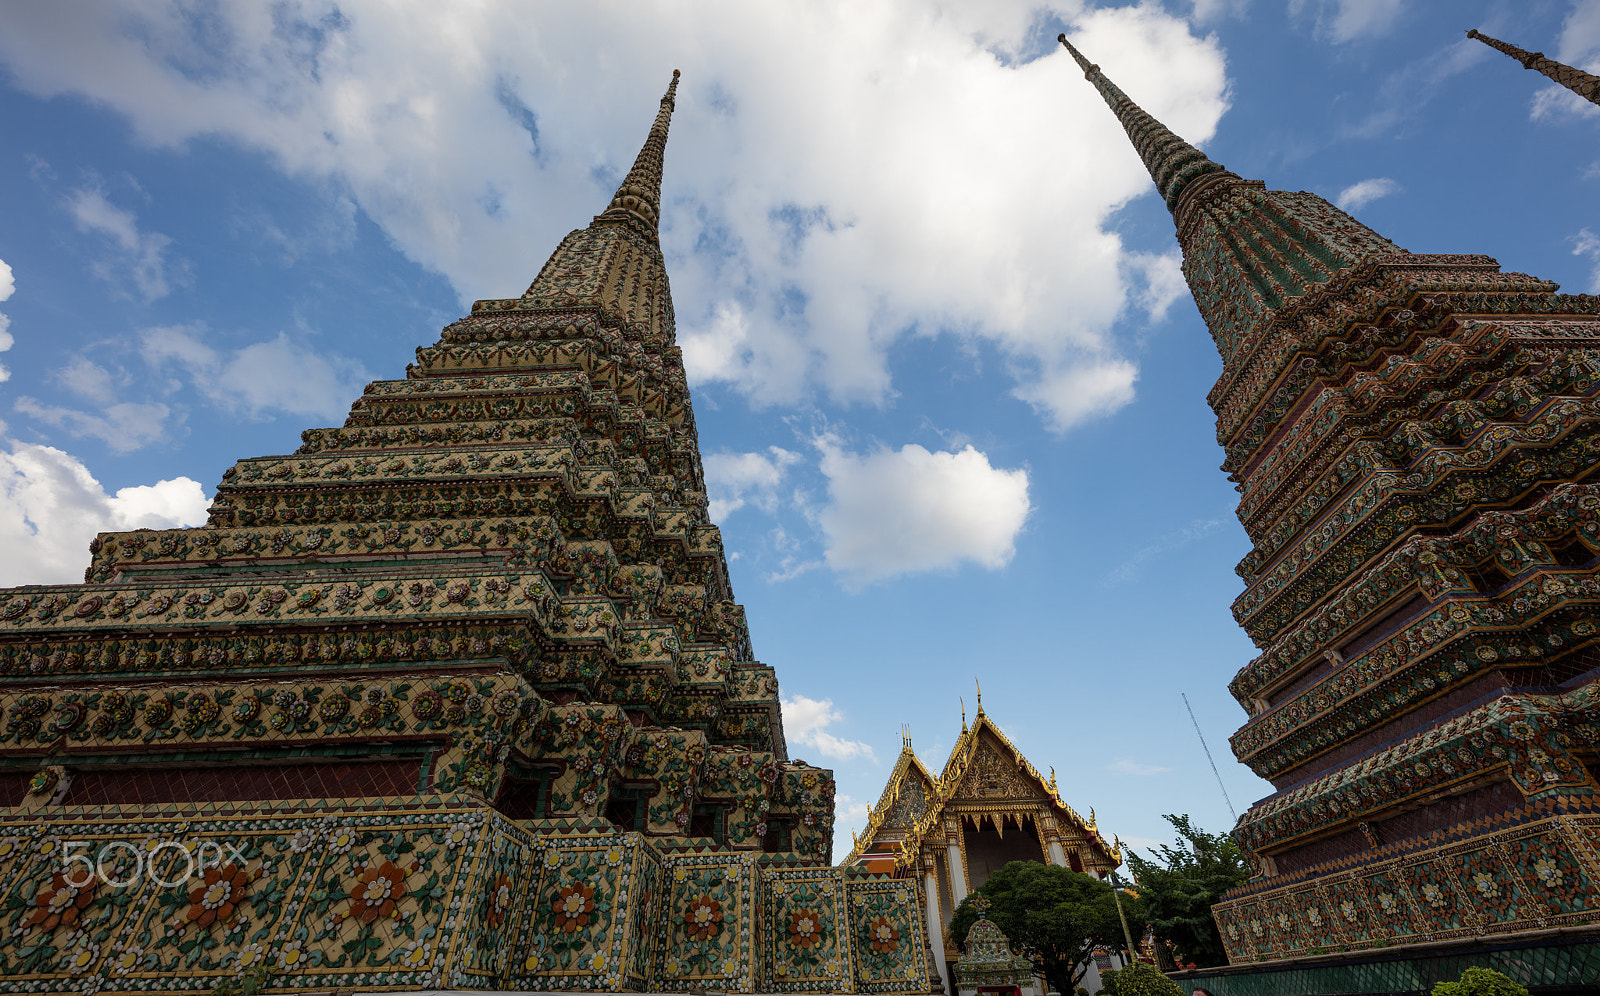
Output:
top-left (597, 70), bottom-right (681, 232)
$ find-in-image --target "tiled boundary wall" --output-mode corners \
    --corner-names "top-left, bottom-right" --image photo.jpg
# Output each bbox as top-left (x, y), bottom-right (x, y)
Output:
top-left (0, 796), bottom-right (928, 994)
top-left (1171, 930), bottom-right (1600, 995)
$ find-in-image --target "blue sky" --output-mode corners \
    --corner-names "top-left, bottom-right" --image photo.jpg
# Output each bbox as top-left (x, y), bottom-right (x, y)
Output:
top-left (0, 0), bottom-right (1597, 859)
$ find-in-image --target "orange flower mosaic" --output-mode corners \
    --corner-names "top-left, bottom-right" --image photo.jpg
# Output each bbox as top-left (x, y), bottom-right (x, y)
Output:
top-left (867, 915), bottom-right (900, 953)
top-left (788, 908), bottom-right (823, 948)
top-left (26, 871), bottom-right (95, 932)
top-left (347, 860), bottom-right (408, 924)
top-left (185, 863), bottom-right (249, 927)
top-left (685, 894), bottom-right (723, 940)
top-left (486, 873), bottom-right (514, 928)
top-left (553, 882), bottom-right (596, 932)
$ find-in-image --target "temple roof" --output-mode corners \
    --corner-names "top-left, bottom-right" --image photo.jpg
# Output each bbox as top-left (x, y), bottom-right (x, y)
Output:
top-left (845, 700), bottom-right (1119, 871)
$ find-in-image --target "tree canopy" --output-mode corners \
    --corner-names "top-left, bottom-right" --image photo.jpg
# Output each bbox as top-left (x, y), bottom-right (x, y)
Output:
top-left (950, 861), bottom-right (1139, 995)
top-left (1124, 814), bottom-right (1250, 968)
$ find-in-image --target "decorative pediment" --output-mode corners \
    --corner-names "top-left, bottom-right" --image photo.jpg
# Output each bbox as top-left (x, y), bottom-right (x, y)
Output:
top-left (953, 734), bottom-right (1038, 801)
top-left (883, 769), bottom-right (931, 829)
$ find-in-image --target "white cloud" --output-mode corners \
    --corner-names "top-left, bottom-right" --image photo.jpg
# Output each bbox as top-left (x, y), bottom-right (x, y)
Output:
top-left (54, 357), bottom-right (118, 405)
top-left (0, 257), bottom-right (14, 382)
top-left (817, 438), bottom-right (1030, 586)
top-left (1559, 0), bottom-right (1600, 68)
top-left (13, 398), bottom-right (172, 454)
top-left (703, 446), bottom-right (801, 521)
top-left (1127, 250), bottom-right (1188, 323)
top-left (781, 694), bottom-right (876, 763)
top-left (141, 325), bottom-right (367, 422)
top-left (1107, 758), bottom-right (1173, 776)
top-left (835, 793), bottom-right (873, 856)
top-left (0, 1), bottom-right (1230, 433)
top-left (0, 441), bottom-right (208, 585)
top-left (1574, 228), bottom-right (1600, 292)
top-left (1291, 0), bottom-right (1406, 44)
top-left (65, 186), bottom-right (184, 302)
top-left (1335, 177), bottom-right (1401, 211)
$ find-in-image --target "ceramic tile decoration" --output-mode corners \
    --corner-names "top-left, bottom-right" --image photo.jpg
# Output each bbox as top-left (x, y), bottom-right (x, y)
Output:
top-left (0, 72), bottom-right (929, 994)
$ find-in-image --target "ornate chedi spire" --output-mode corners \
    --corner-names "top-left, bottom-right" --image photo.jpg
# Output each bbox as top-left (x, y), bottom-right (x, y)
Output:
top-left (0, 74), bottom-right (940, 995)
top-left (1062, 35), bottom-right (1600, 970)
top-left (598, 69), bottom-right (680, 229)
top-left (1469, 28), bottom-right (1600, 106)
top-left (1057, 34), bottom-right (1403, 368)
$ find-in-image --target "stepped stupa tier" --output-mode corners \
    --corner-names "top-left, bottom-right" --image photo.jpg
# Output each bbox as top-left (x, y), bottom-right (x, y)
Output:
top-left (1063, 35), bottom-right (1600, 963)
top-left (0, 72), bottom-right (934, 995)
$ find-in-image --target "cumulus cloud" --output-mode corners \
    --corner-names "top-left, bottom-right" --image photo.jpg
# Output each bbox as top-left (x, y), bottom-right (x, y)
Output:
top-left (141, 325), bottom-right (368, 422)
top-left (1335, 177), bottom-right (1401, 211)
top-left (0, 1), bottom-right (1229, 432)
top-left (817, 438), bottom-right (1030, 586)
top-left (781, 694), bottom-right (876, 763)
top-left (1574, 228), bottom-right (1600, 292)
top-left (0, 257), bottom-right (13, 382)
top-left (65, 186), bottom-right (185, 301)
top-left (703, 446), bottom-right (801, 521)
top-left (12, 397), bottom-right (172, 454)
top-left (1290, 0), bottom-right (1407, 44)
top-left (0, 441), bottom-right (208, 585)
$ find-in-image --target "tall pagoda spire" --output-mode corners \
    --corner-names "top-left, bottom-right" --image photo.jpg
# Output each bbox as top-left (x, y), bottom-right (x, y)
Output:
top-left (515, 70), bottom-right (685, 351)
top-left (598, 69), bottom-right (681, 230)
top-left (1469, 28), bottom-right (1600, 106)
top-left (1055, 34), bottom-right (1238, 217)
top-left (1057, 27), bottom-right (1600, 976)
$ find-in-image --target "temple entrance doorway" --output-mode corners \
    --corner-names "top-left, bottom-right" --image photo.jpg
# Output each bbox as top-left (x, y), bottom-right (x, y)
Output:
top-left (964, 815), bottom-right (1046, 891)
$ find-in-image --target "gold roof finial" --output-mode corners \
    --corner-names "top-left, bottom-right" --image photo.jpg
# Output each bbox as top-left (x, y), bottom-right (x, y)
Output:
top-left (902, 724), bottom-right (914, 751)
top-left (960, 697), bottom-right (967, 731)
top-left (1049, 766), bottom-right (1058, 793)
top-left (597, 69), bottom-right (681, 231)
top-left (1468, 29), bottom-right (1600, 106)
top-left (975, 677), bottom-right (983, 714)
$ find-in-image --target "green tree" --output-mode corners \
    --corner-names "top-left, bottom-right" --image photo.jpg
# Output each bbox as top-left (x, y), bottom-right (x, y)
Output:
top-left (1124, 815), bottom-right (1249, 968)
top-left (1431, 966), bottom-right (1529, 996)
top-left (950, 861), bottom-right (1140, 995)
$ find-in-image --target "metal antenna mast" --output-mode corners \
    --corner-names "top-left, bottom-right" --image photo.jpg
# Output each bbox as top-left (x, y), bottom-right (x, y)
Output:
top-left (1183, 692), bottom-right (1237, 821)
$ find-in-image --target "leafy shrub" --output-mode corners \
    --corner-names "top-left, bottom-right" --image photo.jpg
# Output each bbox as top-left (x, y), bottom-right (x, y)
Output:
top-left (1431, 966), bottom-right (1529, 996)
top-left (1099, 962), bottom-right (1182, 996)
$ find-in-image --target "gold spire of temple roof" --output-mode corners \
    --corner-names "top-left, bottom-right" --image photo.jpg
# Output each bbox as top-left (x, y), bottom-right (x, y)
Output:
top-left (1469, 28), bottom-right (1600, 107)
top-left (598, 69), bottom-right (682, 230)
